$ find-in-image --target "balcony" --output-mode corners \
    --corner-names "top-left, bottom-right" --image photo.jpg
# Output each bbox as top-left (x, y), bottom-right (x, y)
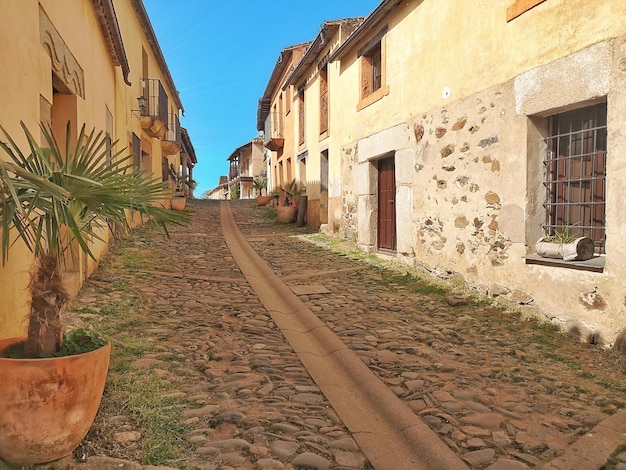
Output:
top-left (161, 113), bottom-right (181, 155)
top-left (264, 111), bottom-right (284, 151)
top-left (139, 78), bottom-right (169, 139)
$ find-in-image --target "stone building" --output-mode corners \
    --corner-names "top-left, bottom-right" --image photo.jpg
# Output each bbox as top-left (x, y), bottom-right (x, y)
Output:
top-left (259, 0), bottom-right (626, 348)
top-left (257, 43), bottom-right (311, 193)
top-left (281, 18), bottom-right (364, 230)
top-left (0, 0), bottom-right (192, 339)
top-left (226, 138), bottom-right (265, 200)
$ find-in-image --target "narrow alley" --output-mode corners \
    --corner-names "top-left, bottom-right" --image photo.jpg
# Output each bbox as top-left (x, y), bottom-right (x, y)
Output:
top-left (50, 200), bottom-right (626, 470)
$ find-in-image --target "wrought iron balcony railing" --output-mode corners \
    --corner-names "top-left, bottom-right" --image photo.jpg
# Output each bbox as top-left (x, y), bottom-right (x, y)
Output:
top-left (141, 78), bottom-right (168, 126)
top-left (165, 113), bottom-right (181, 144)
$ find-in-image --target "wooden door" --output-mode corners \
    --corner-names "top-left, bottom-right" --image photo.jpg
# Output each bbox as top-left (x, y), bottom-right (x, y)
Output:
top-left (378, 156), bottom-right (396, 251)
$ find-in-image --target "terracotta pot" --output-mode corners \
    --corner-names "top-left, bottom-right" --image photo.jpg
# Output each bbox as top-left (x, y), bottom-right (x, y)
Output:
top-left (535, 236), bottom-right (595, 261)
top-left (170, 197), bottom-right (186, 211)
top-left (0, 337), bottom-right (111, 465)
top-left (277, 205), bottom-right (298, 224)
top-left (257, 195), bottom-right (270, 206)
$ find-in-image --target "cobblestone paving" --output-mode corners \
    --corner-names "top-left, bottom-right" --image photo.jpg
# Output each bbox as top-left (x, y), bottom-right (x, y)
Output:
top-left (234, 200), bottom-right (626, 469)
top-left (86, 200), bottom-right (371, 470)
top-left (37, 199), bottom-right (626, 470)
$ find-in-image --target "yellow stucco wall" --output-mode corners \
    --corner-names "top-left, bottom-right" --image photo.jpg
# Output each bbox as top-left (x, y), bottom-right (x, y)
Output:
top-left (0, 1), bottom-right (118, 338)
top-left (0, 0), bottom-right (184, 340)
top-left (335, 0), bottom-right (626, 141)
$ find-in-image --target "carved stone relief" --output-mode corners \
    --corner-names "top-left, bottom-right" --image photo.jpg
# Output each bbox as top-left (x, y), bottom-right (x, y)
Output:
top-left (39, 6), bottom-right (85, 98)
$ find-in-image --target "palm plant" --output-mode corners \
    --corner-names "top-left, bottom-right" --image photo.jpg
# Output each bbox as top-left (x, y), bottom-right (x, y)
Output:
top-left (0, 121), bottom-right (189, 357)
top-left (252, 175), bottom-right (267, 197)
top-left (281, 178), bottom-right (302, 206)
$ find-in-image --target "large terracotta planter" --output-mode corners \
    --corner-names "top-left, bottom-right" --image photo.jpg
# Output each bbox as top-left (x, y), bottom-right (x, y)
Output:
top-left (170, 197), bottom-right (186, 211)
top-left (277, 205), bottom-right (298, 224)
top-left (0, 337), bottom-right (111, 465)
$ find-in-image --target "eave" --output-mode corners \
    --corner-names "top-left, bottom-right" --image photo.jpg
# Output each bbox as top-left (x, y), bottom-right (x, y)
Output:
top-left (91, 0), bottom-right (131, 85)
top-left (181, 127), bottom-right (197, 165)
top-left (227, 141), bottom-right (253, 162)
top-left (130, 0), bottom-right (185, 114)
top-left (256, 41), bottom-right (311, 131)
top-left (329, 0), bottom-right (407, 62)
top-left (284, 18), bottom-right (364, 89)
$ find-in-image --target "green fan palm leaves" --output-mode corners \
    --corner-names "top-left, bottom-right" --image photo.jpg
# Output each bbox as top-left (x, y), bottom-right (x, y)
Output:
top-left (0, 121), bottom-right (189, 357)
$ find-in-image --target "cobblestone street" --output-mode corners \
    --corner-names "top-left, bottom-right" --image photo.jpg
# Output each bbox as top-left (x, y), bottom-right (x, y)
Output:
top-left (36, 199), bottom-right (626, 470)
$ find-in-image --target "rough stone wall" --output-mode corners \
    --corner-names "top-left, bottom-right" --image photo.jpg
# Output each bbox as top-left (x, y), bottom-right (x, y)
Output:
top-left (408, 80), bottom-right (524, 277)
top-left (339, 143), bottom-right (358, 242)
top-left (393, 40), bottom-right (626, 348)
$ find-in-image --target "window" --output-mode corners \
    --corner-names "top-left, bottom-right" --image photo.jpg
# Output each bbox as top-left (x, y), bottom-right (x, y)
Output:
top-left (362, 44), bottom-right (382, 98)
top-left (132, 132), bottom-right (141, 171)
top-left (105, 107), bottom-right (113, 165)
top-left (298, 85), bottom-right (305, 146)
top-left (319, 66), bottom-right (328, 136)
top-left (357, 26), bottom-right (389, 110)
top-left (162, 157), bottom-right (169, 182)
top-left (278, 93), bottom-right (284, 137)
top-left (543, 103), bottom-right (607, 254)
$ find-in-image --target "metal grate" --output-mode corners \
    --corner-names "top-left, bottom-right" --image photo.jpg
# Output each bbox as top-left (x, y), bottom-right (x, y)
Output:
top-left (543, 103), bottom-right (607, 254)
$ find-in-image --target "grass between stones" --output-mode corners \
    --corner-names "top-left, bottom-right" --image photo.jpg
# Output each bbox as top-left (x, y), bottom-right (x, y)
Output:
top-left (54, 203), bottom-right (626, 467)
top-left (66, 231), bottom-right (196, 467)
top-left (296, 227), bottom-right (626, 403)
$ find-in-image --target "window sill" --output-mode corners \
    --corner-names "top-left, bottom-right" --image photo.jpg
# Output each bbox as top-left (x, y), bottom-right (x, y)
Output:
top-left (319, 130), bottom-right (329, 141)
top-left (357, 85), bottom-right (390, 111)
top-left (525, 254), bottom-right (605, 273)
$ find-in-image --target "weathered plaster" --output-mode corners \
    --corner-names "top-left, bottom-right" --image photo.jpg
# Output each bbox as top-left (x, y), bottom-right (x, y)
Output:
top-left (514, 42), bottom-right (611, 116)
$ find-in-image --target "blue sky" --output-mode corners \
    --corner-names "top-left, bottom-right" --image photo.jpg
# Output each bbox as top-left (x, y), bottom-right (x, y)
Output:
top-left (142, 1), bottom-right (381, 197)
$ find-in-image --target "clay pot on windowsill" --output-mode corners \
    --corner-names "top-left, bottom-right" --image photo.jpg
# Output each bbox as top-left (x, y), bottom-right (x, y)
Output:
top-left (535, 236), bottom-right (595, 261)
top-left (0, 337), bottom-right (111, 465)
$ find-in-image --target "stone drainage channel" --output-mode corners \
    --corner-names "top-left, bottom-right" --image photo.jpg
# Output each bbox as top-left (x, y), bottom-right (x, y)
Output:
top-left (220, 202), bottom-right (465, 470)
top-left (222, 201), bottom-right (626, 470)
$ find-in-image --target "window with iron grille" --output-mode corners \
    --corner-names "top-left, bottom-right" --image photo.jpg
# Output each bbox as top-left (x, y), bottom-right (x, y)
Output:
top-left (544, 102), bottom-right (607, 254)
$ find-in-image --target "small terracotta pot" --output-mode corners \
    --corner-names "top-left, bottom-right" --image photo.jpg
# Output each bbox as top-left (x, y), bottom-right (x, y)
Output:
top-left (257, 195), bottom-right (270, 206)
top-left (0, 337), bottom-right (111, 465)
top-left (170, 197), bottom-right (186, 211)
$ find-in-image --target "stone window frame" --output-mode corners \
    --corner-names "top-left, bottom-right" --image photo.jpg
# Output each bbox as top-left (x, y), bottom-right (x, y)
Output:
top-left (357, 26), bottom-right (390, 111)
top-left (525, 100), bottom-right (607, 273)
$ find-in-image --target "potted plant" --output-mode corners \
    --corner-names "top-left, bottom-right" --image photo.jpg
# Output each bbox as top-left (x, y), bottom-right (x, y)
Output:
top-left (535, 225), bottom-right (595, 261)
top-left (168, 163), bottom-right (186, 211)
top-left (253, 175), bottom-right (269, 206)
top-left (0, 121), bottom-right (189, 465)
top-left (275, 179), bottom-right (302, 224)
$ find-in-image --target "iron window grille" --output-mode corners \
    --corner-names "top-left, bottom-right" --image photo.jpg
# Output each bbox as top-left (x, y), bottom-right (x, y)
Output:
top-left (543, 102), bottom-right (607, 254)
